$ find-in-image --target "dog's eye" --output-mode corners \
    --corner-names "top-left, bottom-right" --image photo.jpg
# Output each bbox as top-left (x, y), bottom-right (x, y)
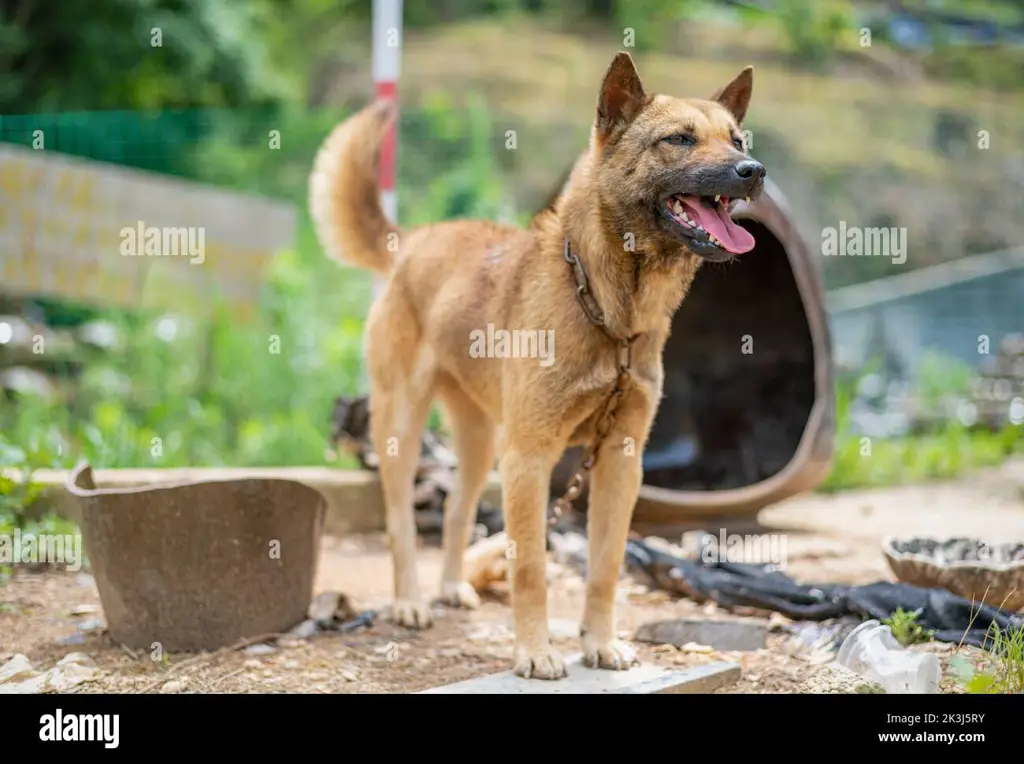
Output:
top-left (732, 136), bottom-right (746, 151)
top-left (663, 134), bottom-right (695, 147)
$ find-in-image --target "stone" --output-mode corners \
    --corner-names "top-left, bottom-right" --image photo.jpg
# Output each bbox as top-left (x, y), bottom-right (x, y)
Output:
top-left (418, 656), bottom-right (740, 694)
top-left (243, 643), bottom-right (277, 656)
top-left (634, 618), bottom-right (768, 652)
top-left (288, 619), bottom-right (318, 639)
top-left (76, 617), bottom-right (105, 632)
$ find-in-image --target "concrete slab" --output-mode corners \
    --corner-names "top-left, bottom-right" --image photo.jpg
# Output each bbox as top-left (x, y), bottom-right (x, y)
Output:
top-left (417, 656), bottom-right (740, 694)
top-left (634, 618), bottom-right (768, 651)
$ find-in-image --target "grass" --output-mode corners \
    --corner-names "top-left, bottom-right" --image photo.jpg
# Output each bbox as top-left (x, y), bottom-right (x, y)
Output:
top-left (950, 623), bottom-right (1024, 694)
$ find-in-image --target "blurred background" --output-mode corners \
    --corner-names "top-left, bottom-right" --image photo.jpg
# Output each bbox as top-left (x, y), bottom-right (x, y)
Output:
top-left (0, 0), bottom-right (1022, 514)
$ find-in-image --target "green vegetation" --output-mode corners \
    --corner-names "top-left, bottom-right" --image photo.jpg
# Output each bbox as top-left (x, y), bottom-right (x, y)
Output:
top-left (1, 1), bottom-right (1022, 532)
top-left (883, 607), bottom-right (935, 646)
top-left (950, 624), bottom-right (1024, 694)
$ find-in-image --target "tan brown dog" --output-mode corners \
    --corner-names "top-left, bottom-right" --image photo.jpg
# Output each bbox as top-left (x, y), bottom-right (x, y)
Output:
top-left (309, 51), bottom-right (764, 680)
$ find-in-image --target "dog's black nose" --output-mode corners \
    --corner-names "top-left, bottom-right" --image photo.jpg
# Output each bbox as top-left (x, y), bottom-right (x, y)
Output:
top-left (734, 159), bottom-right (765, 181)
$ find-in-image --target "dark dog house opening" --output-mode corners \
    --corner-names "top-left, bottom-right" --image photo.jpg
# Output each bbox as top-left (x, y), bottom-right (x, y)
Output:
top-left (642, 221), bottom-right (816, 491)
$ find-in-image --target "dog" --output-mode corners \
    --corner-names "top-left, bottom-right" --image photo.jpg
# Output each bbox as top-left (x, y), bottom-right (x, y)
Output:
top-left (308, 51), bottom-right (765, 679)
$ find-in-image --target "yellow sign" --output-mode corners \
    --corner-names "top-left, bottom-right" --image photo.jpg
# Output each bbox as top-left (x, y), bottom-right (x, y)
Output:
top-left (0, 144), bottom-right (295, 319)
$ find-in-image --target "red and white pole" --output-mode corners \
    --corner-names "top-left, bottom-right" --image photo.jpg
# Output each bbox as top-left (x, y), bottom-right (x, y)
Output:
top-left (372, 0), bottom-right (401, 301)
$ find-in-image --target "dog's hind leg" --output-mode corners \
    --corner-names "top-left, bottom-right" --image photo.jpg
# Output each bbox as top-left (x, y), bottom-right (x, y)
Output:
top-left (366, 288), bottom-right (437, 630)
top-left (435, 377), bottom-right (496, 610)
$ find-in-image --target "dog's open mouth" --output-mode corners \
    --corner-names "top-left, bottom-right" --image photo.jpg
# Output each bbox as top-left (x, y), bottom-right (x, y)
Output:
top-left (662, 195), bottom-right (755, 255)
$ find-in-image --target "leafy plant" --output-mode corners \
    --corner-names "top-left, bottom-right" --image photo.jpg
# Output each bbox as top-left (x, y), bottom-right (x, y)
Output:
top-left (883, 607), bottom-right (934, 646)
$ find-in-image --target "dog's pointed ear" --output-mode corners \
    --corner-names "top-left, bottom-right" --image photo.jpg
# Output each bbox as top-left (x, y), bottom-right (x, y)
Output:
top-left (712, 66), bottom-right (754, 124)
top-left (596, 52), bottom-right (647, 140)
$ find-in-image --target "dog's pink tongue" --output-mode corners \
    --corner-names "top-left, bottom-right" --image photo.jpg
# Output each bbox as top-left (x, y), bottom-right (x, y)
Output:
top-left (679, 196), bottom-right (756, 254)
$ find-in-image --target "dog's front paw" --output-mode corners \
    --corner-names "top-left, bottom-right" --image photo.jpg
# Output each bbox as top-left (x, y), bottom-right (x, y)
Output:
top-left (582, 636), bottom-right (639, 671)
top-left (438, 580), bottom-right (481, 610)
top-left (513, 646), bottom-right (568, 680)
top-left (390, 599), bottom-right (434, 629)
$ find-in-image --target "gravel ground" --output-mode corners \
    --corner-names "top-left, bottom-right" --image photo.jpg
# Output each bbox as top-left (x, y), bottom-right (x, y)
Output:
top-left (2, 459), bottom-right (1021, 694)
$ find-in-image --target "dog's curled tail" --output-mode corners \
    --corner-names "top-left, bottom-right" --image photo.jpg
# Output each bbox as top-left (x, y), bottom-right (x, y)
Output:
top-left (309, 100), bottom-right (400, 274)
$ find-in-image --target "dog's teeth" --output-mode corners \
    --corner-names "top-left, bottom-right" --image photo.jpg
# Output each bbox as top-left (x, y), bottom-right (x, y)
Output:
top-left (745, 196), bottom-right (751, 204)
top-left (714, 194), bottom-right (720, 203)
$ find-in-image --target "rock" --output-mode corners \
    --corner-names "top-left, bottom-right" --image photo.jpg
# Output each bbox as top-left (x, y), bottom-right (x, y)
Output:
top-left (160, 679), bottom-right (186, 694)
top-left (243, 659), bottom-right (262, 669)
top-left (77, 617), bottom-right (105, 632)
top-left (0, 654), bottom-right (35, 684)
top-left (802, 663), bottom-right (883, 694)
top-left (549, 531), bottom-right (588, 575)
top-left (70, 604), bottom-right (99, 616)
top-left (339, 669), bottom-right (358, 682)
top-left (288, 619), bottom-right (318, 639)
top-left (634, 618), bottom-right (768, 652)
top-left (283, 660), bottom-right (300, 670)
top-left (243, 643), bottom-right (277, 656)
top-left (55, 633), bottom-right (86, 647)
top-left (75, 573), bottom-right (96, 588)
top-left (0, 652), bottom-right (100, 694)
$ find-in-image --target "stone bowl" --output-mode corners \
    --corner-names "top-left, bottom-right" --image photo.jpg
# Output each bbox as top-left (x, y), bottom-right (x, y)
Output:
top-left (882, 536), bottom-right (1024, 612)
top-left (67, 462), bottom-right (326, 652)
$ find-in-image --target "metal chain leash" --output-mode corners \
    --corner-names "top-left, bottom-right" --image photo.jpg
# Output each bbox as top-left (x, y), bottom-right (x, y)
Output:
top-left (550, 241), bottom-right (638, 525)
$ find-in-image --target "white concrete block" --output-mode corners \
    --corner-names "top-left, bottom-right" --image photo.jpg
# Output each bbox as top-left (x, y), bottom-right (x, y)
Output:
top-left (417, 656), bottom-right (740, 694)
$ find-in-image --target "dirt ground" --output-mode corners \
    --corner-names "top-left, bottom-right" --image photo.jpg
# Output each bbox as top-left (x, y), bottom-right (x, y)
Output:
top-left (2, 458), bottom-right (1022, 694)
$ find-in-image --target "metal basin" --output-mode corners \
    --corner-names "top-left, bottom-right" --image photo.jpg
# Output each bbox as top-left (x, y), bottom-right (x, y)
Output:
top-left (67, 462), bottom-right (326, 652)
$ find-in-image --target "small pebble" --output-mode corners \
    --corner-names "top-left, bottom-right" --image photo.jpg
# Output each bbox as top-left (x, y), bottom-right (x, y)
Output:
top-left (243, 644), bottom-right (277, 656)
top-left (55, 633), bottom-right (86, 646)
top-left (70, 604), bottom-right (98, 616)
top-left (77, 618), bottom-right (105, 632)
top-left (243, 659), bottom-right (262, 669)
top-left (681, 642), bottom-right (714, 654)
top-left (160, 679), bottom-right (186, 694)
top-left (283, 659), bottom-right (300, 670)
top-left (288, 619), bottom-right (318, 639)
